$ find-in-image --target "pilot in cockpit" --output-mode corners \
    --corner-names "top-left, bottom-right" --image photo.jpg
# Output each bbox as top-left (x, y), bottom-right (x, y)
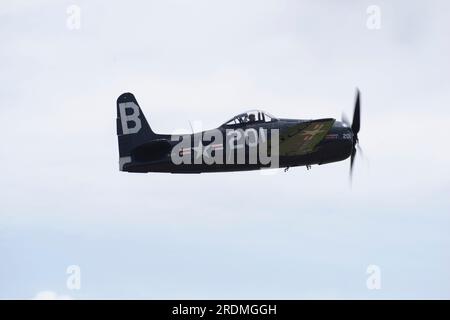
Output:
top-left (248, 113), bottom-right (256, 123)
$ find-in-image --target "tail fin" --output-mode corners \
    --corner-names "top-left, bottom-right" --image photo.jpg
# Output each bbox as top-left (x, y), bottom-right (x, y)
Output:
top-left (116, 93), bottom-right (157, 169)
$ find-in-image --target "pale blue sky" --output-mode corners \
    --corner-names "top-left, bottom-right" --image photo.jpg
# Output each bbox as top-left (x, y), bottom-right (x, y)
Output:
top-left (0, 0), bottom-right (449, 299)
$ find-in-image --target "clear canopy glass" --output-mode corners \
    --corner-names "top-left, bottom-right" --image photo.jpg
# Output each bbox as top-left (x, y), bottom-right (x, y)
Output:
top-left (223, 110), bottom-right (277, 126)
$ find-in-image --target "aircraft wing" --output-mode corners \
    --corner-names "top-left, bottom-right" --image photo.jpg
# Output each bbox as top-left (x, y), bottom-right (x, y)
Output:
top-left (279, 118), bottom-right (335, 156)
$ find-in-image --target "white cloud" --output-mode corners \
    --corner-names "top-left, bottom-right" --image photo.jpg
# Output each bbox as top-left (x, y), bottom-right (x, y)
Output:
top-left (32, 291), bottom-right (72, 300)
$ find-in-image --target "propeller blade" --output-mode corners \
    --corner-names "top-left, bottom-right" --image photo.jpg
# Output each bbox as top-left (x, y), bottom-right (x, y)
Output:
top-left (341, 112), bottom-right (351, 127)
top-left (356, 143), bottom-right (364, 159)
top-left (350, 146), bottom-right (356, 181)
top-left (351, 89), bottom-right (360, 135)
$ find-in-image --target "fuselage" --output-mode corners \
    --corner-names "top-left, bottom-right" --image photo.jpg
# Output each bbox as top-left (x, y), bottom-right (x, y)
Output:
top-left (123, 119), bottom-right (354, 173)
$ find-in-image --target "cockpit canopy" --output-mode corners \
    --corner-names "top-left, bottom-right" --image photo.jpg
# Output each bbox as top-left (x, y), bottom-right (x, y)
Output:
top-left (222, 110), bottom-right (277, 127)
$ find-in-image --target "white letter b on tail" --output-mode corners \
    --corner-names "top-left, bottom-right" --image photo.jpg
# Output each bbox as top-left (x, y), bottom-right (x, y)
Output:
top-left (119, 102), bottom-right (142, 135)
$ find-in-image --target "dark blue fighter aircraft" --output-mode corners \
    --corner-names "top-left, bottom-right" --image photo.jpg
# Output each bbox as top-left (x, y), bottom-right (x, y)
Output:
top-left (116, 90), bottom-right (362, 176)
